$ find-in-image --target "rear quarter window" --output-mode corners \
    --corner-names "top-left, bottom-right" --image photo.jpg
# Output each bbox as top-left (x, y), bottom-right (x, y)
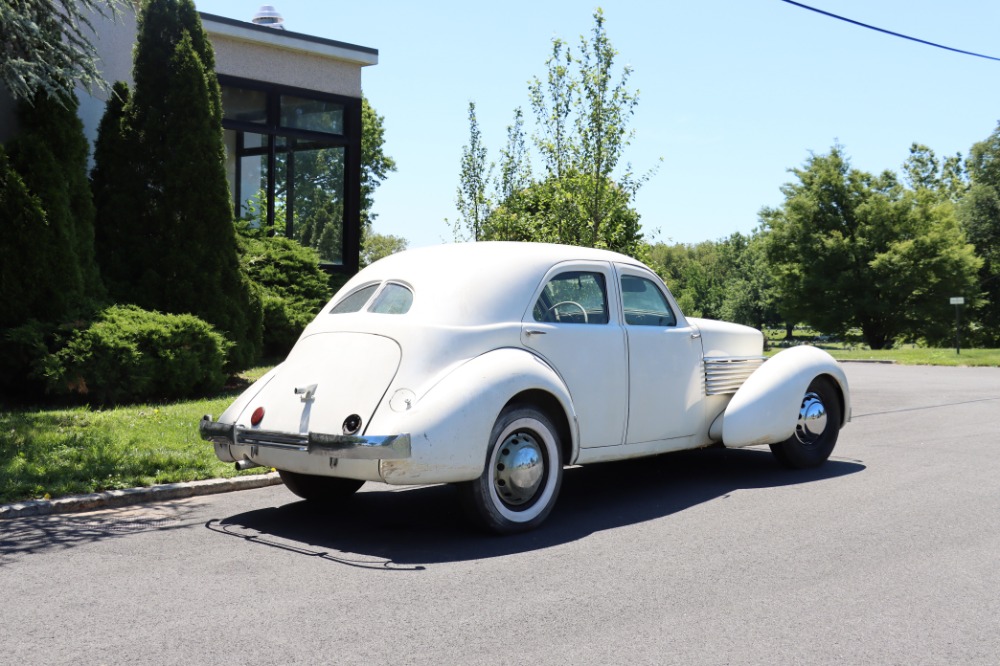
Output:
top-left (369, 283), bottom-right (413, 315)
top-left (330, 284), bottom-right (378, 314)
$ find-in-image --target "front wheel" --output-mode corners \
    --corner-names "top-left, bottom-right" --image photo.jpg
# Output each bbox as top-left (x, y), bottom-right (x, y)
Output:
top-left (277, 469), bottom-right (364, 503)
top-left (769, 376), bottom-right (841, 469)
top-left (460, 405), bottom-right (564, 534)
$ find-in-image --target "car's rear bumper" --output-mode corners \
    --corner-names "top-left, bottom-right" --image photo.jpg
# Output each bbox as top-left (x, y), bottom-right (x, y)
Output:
top-left (199, 415), bottom-right (411, 460)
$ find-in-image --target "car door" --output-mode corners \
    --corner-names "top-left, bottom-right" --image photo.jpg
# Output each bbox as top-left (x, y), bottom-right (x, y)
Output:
top-left (616, 264), bottom-right (705, 446)
top-left (522, 262), bottom-right (628, 449)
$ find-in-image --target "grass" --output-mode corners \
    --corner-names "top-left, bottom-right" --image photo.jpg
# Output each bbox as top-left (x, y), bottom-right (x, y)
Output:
top-left (764, 329), bottom-right (1000, 366)
top-left (823, 347), bottom-right (1000, 366)
top-left (0, 365), bottom-right (274, 504)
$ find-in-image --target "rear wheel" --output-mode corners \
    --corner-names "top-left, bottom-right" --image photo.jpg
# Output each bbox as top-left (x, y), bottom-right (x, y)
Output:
top-left (460, 405), bottom-right (563, 534)
top-left (277, 470), bottom-right (364, 502)
top-left (770, 376), bottom-right (841, 469)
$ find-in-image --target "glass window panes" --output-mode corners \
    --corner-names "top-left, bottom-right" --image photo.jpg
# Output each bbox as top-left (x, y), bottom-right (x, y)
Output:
top-left (220, 78), bottom-right (354, 266)
top-left (221, 86), bottom-right (267, 124)
top-left (288, 145), bottom-right (345, 264)
top-left (621, 275), bottom-right (676, 327)
top-left (533, 271), bottom-right (609, 324)
top-left (369, 284), bottom-right (413, 315)
top-left (281, 95), bottom-right (344, 134)
top-left (330, 284), bottom-right (378, 314)
top-left (236, 133), bottom-right (269, 221)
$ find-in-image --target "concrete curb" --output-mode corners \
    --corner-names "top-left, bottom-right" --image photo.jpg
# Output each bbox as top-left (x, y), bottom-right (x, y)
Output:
top-left (0, 472), bottom-right (284, 520)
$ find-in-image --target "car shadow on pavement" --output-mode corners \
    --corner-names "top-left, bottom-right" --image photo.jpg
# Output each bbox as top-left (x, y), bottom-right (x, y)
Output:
top-left (207, 447), bottom-right (864, 568)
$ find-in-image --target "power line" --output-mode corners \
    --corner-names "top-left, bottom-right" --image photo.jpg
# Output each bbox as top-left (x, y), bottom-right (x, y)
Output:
top-left (780, 0), bottom-right (1000, 62)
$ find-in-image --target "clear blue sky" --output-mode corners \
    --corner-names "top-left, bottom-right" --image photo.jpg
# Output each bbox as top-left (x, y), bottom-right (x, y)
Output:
top-left (195, 0), bottom-right (1000, 248)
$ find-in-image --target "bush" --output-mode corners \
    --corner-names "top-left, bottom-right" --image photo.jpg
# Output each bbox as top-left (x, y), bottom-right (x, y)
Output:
top-left (0, 320), bottom-right (69, 403)
top-left (47, 305), bottom-right (231, 405)
top-left (240, 231), bottom-right (331, 357)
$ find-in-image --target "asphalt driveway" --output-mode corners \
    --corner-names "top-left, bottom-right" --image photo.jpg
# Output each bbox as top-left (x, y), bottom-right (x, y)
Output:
top-left (2, 363), bottom-right (998, 665)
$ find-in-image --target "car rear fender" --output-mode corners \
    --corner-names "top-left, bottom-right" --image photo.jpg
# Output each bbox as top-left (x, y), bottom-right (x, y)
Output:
top-left (720, 345), bottom-right (851, 448)
top-left (367, 347), bottom-right (577, 485)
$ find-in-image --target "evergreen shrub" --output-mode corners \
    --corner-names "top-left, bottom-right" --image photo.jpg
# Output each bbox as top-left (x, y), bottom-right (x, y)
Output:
top-left (0, 320), bottom-right (68, 402)
top-left (48, 305), bottom-right (230, 405)
top-left (240, 230), bottom-right (331, 357)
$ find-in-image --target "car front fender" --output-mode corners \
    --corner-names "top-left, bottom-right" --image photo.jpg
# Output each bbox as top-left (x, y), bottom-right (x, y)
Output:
top-left (366, 348), bottom-right (577, 485)
top-left (721, 345), bottom-right (851, 448)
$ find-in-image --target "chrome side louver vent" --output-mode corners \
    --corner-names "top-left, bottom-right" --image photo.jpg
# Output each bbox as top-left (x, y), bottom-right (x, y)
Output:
top-left (704, 356), bottom-right (765, 395)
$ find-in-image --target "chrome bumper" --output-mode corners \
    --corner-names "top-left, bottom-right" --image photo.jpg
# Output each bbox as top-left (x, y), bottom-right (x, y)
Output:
top-left (199, 415), bottom-right (411, 460)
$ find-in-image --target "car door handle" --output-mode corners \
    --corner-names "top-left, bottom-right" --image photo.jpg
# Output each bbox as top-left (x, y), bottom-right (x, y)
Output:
top-left (690, 332), bottom-right (701, 339)
top-left (525, 329), bottom-right (547, 336)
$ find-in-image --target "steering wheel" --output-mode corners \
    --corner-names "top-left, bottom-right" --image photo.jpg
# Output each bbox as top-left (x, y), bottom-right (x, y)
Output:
top-left (547, 301), bottom-right (588, 323)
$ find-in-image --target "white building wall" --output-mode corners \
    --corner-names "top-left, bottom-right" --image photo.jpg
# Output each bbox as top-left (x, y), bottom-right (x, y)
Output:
top-left (0, 5), bottom-right (376, 150)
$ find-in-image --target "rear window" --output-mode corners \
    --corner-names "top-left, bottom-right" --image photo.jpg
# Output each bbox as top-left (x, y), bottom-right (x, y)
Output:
top-left (369, 283), bottom-right (413, 315)
top-left (330, 284), bottom-right (378, 314)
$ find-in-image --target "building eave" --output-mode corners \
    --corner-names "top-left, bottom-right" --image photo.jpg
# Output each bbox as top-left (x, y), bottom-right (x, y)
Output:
top-left (199, 12), bottom-right (378, 67)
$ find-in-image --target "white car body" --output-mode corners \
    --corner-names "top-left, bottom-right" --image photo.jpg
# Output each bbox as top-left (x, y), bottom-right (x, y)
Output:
top-left (202, 242), bottom-right (851, 533)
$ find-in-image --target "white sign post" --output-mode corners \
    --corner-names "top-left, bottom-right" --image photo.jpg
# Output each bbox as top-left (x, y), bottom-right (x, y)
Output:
top-left (950, 297), bottom-right (965, 354)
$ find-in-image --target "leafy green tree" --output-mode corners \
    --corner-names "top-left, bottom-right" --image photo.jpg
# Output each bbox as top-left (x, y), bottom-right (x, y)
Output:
top-left (718, 233), bottom-right (780, 330)
top-left (644, 232), bottom-right (778, 328)
top-left (92, 0), bottom-right (262, 369)
top-left (360, 229), bottom-right (408, 268)
top-left (763, 145), bottom-right (980, 349)
top-left (361, 95), bottom-right (396, 228)
top-left (903, 143), bottom-right (967, 202)
top-left (959, 124), bottom-right (1000, 345)
top-left (456, 10), bottom-right (652, 257)
top-left (454, 102), bottom-right (494, 241)
top-left (649, 240), bottom-right (731, 318)
top-left (572, 9), bottom-right (643, 248)
top-left (0, 0), bottom-right (125, 104)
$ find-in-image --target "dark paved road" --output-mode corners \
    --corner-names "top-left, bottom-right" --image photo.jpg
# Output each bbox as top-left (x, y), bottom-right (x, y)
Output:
top-left (2, 364), bottom-right (999, 665)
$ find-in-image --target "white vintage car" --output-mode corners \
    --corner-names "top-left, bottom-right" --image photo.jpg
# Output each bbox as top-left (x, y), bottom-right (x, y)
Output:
top-left (201, 242), bottom-right (850, 533)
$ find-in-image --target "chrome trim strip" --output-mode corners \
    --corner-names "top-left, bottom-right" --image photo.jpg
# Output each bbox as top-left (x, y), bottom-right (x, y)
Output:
top-left (703, 356), bottom-right (765, 396)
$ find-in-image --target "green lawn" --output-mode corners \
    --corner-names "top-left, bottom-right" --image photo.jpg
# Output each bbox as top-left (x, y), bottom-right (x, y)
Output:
top-left (764, 329), bottom-right (1000, 366)
top-left (823, 347), bottom-right (1000, 366)
top-left (0, 366), bottom-right (273, 504)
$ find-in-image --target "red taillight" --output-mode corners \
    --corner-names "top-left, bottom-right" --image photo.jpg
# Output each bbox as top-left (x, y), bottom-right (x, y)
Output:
top-left (250, 406), bottom-right (265, 426)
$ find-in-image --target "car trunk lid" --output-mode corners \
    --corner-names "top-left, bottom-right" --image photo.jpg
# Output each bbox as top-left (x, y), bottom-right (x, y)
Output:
top-left (238, 332), bottom-right (401, 437)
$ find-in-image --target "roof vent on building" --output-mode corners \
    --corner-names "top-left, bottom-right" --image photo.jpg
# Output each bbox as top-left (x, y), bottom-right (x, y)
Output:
top-left (252, 5), bottom-right (285, 30)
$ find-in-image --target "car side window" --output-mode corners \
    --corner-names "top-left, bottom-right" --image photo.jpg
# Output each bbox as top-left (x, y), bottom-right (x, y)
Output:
top-left (330, 284), bottom-right (378, 314)
top-left (533, 271), bottom-right (609, 324)
top-left (621, 275), bottom-right (676, 327)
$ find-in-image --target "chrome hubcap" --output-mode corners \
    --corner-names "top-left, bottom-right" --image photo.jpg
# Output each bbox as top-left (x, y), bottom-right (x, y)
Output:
top-left (794, 391), bottom-right (828, 446)
top-left (493, 432), bottom-right (545, 507)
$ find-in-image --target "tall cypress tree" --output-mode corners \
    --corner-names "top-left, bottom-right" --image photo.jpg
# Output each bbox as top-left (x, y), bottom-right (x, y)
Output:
top-left (0, 145), bottom-right (55, 328)
top-left (1, 89), bottom-right (104, 327)
top-left (94, 0), bottom-right (262, 368)
top-left (92, 81), bottom-right (136, 295)
top-left (18, 91), bottom-right (104, 299)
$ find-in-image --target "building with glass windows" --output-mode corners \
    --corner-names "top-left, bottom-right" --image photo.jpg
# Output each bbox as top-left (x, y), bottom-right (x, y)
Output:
top-left (2, 6), bottom-right (377, 274)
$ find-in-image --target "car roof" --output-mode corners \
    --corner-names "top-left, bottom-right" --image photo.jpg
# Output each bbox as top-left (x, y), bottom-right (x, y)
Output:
top-left (332, 242), bottom-right (647, 326)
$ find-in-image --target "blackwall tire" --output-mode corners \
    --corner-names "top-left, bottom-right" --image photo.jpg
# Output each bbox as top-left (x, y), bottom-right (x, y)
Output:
top-left (277, 469), bottom-right (364, 502)
top-left (769, 376), bottom-right (841, 469)
top-left (460, 405), bottom-right (563, 534)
